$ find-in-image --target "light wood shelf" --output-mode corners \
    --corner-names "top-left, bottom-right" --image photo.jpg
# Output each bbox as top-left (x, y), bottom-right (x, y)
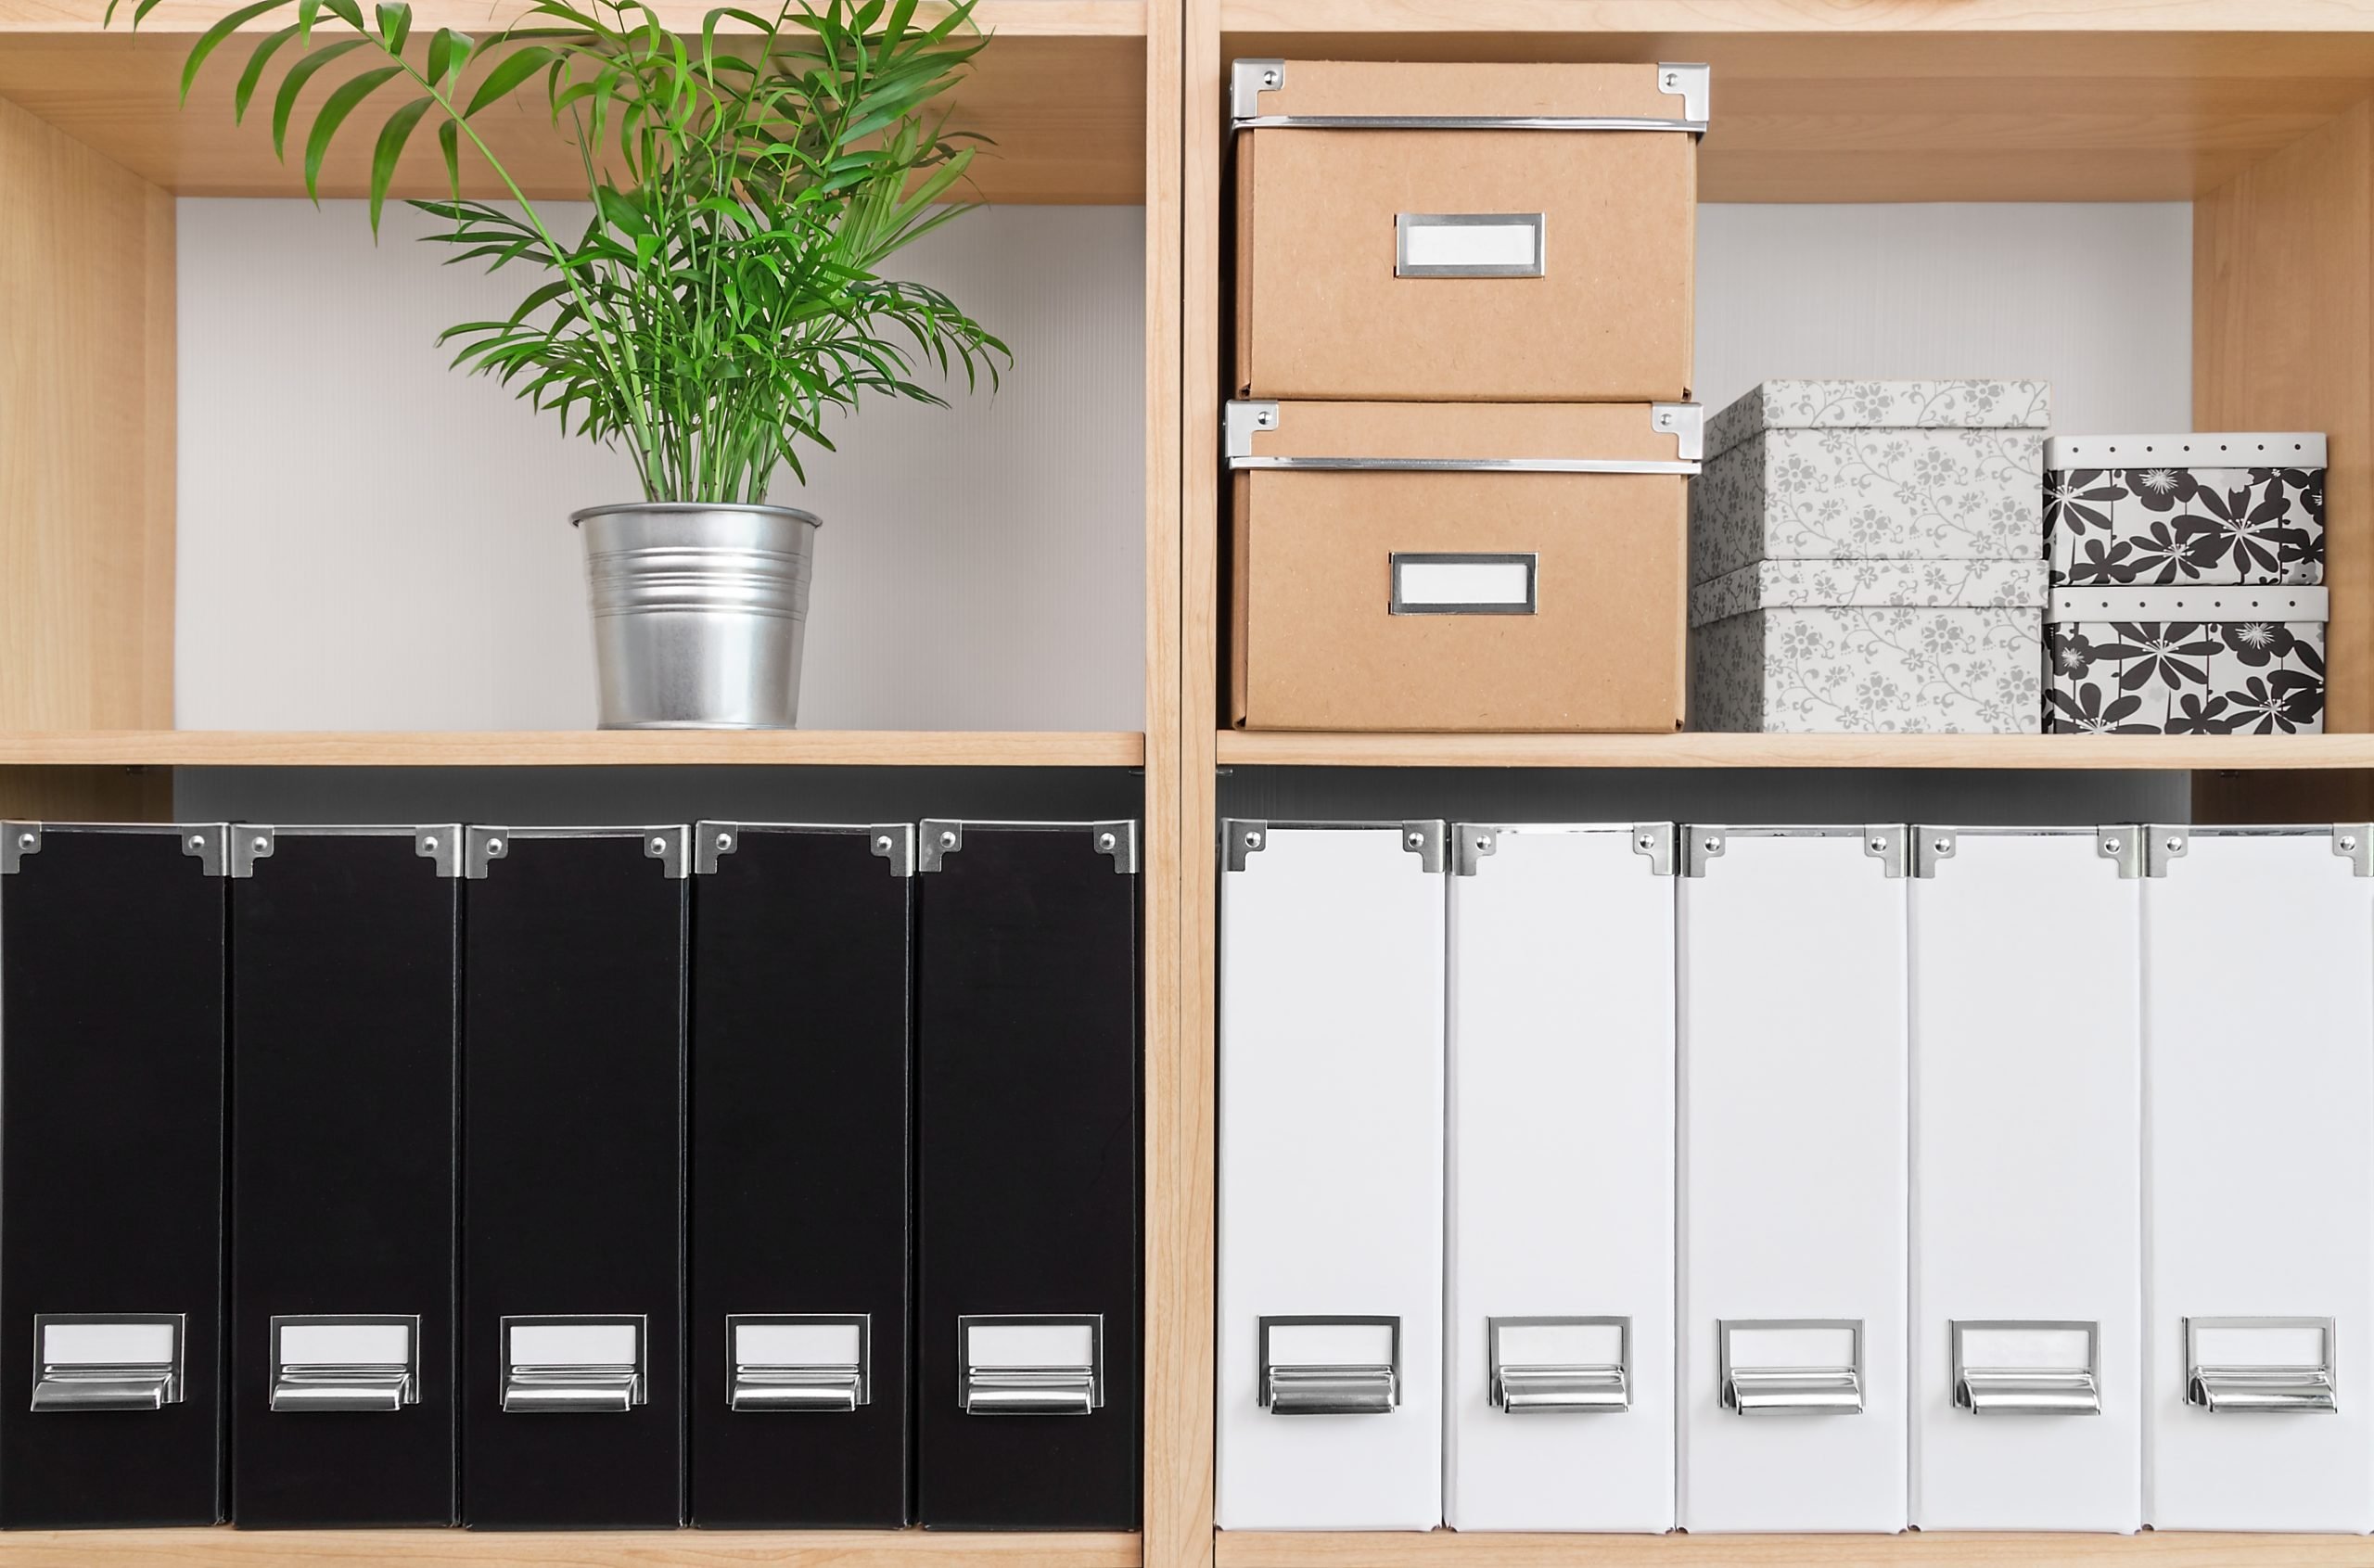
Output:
top-left (0, 729), bottom-right (1146, 768)
top-left (1215, 731), bottom-right (2374, 771)
top-left (1214, 1533), bottom-right (2374, 1568)
top-left (1219, 0), bottom-right (2374, 201)
top-left (0, 1527), bottom-right (1142, 1566)
top-left (0, 0), bottom-right (1148, 202)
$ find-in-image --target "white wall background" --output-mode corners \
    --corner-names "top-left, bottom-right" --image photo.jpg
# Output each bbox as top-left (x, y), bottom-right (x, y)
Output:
top-left (174, 199), bottom-right (2190, 736)
top-left (175, 199), bottom-right (1146, 732)
top-left (1696, 203), bottom-right (2191, 430)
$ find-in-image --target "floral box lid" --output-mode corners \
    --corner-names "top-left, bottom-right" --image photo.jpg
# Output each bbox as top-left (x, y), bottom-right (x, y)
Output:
top-left (1705, 379), bottom-right (2051, 462)
top-left (1689, 557), bottom-right (2048, 629)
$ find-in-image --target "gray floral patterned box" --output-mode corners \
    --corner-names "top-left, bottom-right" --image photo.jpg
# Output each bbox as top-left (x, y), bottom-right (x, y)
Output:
top-left (2045, 584), bottom-right (2328, 735)
top-left (1689, 558), bottom-right (2046, 733)
top-left (2043, 432), bottom-right (2325, 588)
top-left (1692, 379), bottom-right (2050, 580)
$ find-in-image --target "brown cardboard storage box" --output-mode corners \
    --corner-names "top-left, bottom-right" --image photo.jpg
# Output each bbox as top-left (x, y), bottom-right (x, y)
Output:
top-left (1231, 59), bottom-right (1705, 403)
top-left (1227, 400), bottom-right (1701, 732)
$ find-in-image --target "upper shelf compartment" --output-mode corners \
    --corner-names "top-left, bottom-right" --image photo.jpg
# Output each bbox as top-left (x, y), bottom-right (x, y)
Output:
top-left (0, 0), bottom-right (1146, 200)
top-left (1219, 0), bottom-right (2374, 201)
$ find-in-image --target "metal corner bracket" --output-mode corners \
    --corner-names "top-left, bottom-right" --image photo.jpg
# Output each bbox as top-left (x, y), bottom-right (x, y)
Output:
top-left (464, 826), bottom-right (508, 880)
top-left (1453, 824), bottom-right (1499, 877)
top-left (1631, 824), bottom-right (1675, 877)
top-left (182, 824), bottom-right (231, 878)
top-left (1230, 57), bottom-right (1285, 126)
top-left (2097, 827), bottom-right (2142, 879)
top-left (919, 820), bottom-right (963, 874)
top-left (1913, 829), bottom-right (1958, 879)
top-left (1862, 824), bottom-right (1908, 879)
top-left (872, 823), bottom-right (918, 878)
top-left (643, 826), bottom-right (690, 880)
top-left (416, 826), bottom-right (464, 878)
top-left (1401, 821), bottom-right (1446, 875)
top-left (1652, 402), bottom-right (1705, 465)
top-left (2336, 824), bottom-right (2374, 878)
top-left (1223, 820), bottom-right (1267, 873)
top-left (695, 824), bottom-right (740, 876)
top-left (0, 823), bottom-right (38, 874)
top-left (1090, 822), bottom-right (1138, 875)
top-left (1656, 62), bottom-right (1711, 129)
top-left (1681, 826), bottom-right (1726, 878)
top-left (2144, 824), bottom-right (2189, 879)
top-left (1225, 400), bottom-right (1280, 463)
top-left (228, 825), bottom-right (276, 879)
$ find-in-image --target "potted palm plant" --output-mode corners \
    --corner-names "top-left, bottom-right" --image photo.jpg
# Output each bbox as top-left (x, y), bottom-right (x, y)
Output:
top-left (116, 0), bottom-right (1007, 727)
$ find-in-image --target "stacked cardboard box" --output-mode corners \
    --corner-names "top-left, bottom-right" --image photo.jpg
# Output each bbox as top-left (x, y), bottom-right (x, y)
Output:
top-left (1223, 59), bottom-right (1709, 732)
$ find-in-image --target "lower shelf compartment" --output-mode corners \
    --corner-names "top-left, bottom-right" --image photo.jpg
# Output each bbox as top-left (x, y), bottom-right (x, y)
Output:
top-left (0, 1528), bottom-right (1142, 1566)
top-left (1216, 1533), bottom-right (2374, 1566)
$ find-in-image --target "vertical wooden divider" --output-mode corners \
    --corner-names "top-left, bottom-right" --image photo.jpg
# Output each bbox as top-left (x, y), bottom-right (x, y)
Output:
top-left (1157, 1), bottom-right (1219, 1565)
top-left (2193, 96), bottom-right (2374, 822)
top-left (1142, 0), bottom-right (1209, 1566)
top-left (0, 95), bottom-right (174, 732)
top-left (0, 94), bottom-right (175, 819)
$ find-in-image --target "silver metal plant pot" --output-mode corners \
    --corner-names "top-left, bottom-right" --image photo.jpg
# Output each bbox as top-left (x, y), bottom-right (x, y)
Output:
top-left (574, 502), bottom-right (821, 729)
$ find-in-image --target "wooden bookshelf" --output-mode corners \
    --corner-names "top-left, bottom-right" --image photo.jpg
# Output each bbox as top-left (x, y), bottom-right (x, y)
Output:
top-left (1214, 732), bottom-right (2374, 771)
top-left (0, 0), bottom-right (1148, 203)
top-left (0, 728), bottom-right (1148, 769)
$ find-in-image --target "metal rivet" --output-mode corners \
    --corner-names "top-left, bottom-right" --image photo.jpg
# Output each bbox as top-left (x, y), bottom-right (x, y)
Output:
top-left (939, 830), bottom-right (958, 849)
top-left (251, 835), bottom-right (269, 851)
top-left (487, 838), bottom-right (504, 855)
top-left (15, 833), bottom-right (32, 850)
top-left (2344, 836), bottom-right (2360, 853)
top-left (1244, 830), bottom-right (1261, 848)
top-left (716, 833), bottom-right (733, 850)
top-left (1702, 836), bottom-right (1719, 851)
top-left (650, 837), bottom-right (668, 853)
top-left (874, 835), bottom-right (892, 852)
top-left (1263, 69), bottom-right (1279, 87)
top-left (2102, 836), bottom-right (2123, 853)
top-left (1932, 837), bottom-right (1950, 852)
top-left (1097, 832), bottom-right (1117, 852)
top-left (1870, 837), bottom-right (1887, 852)
top-left (1637, 834), bottom-right (1653, 848)
top-left (2164, 835), bottom-right (2183, 852)
top-left (1406, 832), bottom-right (1423, 849)
top-left (422, 835), bottom-right (438, 850)
top-left (188, 835), bottom-right (205, 849)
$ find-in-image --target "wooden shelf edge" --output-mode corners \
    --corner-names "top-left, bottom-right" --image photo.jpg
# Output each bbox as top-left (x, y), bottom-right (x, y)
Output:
top-left (1216, 0), bottom-right (2364, 34)
top-left (0, 731), bottom-right (1147, 769)
top-left (0, 1527), bottom-right (1142, 1565)
top-left (0, 0), bottom-right (1148, 36)
top-left (1215, 732), bottom-right (2374, 771)
top-left (1216, 1533), bottom-right (2374, 1567)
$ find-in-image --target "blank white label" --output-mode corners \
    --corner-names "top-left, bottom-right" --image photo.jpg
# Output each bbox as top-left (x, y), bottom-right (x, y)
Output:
top-left (1398, 215), bottom-right (1544, 274)
top-left (1729, 1324), bottom-right (1857, 1370)
top-left (510, 1321), bottom-right (639, 1368)
top-left (280, 1321), bottom-right (411, 1368)
top-left (1394, 558), bottom-right (1534, 612)
top-left (967, 1321), bottom-right (1095, 1370)
top-left (2195, 1323), bottom-right (2329, 1368)
top-left (738, 1320), bottom-right (862, 1369)
top-left (44, 1320), bottom-right (174, 1367)
top-left (1959, 1325), bottom-right (2091, 1373)
top-left (1269, 1321), bottom-right (1397, 1369)
top-left (1498, 1320), bottom-right (1624, 1370)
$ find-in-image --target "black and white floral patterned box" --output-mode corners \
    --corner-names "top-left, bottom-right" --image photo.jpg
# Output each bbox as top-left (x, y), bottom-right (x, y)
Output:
top-left (2044, 432), bottom-right (2325, 588)
top-left (2045, 584), bottom-right (2329, 735)
top-left (1689, 558), bottom-right (2046, 733)
top-left (1693, 378), bottom-right (2050, 581)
